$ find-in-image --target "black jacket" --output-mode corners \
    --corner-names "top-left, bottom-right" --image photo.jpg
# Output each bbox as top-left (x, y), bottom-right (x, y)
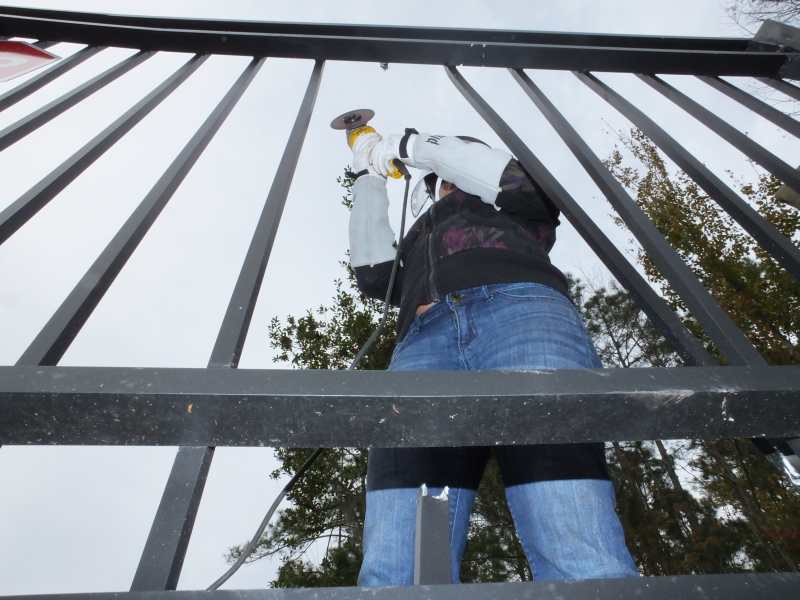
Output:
top-left (354, 159), bottom-right (569, 341)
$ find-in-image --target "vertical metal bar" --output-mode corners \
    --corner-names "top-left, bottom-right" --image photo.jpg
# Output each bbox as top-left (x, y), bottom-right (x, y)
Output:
top-left (16, 57), bottom-right (261, 368)
top-left (699, 75), bottom-right (800, 139)
top-left (570, 72), bottom-right (800, 477)
top-left (0, 44), bottom-right (103, 112)
top-left (414, 486), bottom-right (451, 585)
top-left (0, 54), bottom-right (207, 247)
top-left (578, 71), bottom-right (800, 281)
top-left (131, 60), bottom-right (324, 591)
top-left (130, 447), bottom-right (214, 589)
top-left (445, 65), bottom-right (713, 366)
top-left (638, 74), bottom-right (800, 193)
top-left (757, 76), bottom-right (800, 101)
top-left (209, 59), bottom-right (325, 368)
top-left (510, 69), bottom-right (765, 367)
top-left (0, 50), bottom-right (154, 151)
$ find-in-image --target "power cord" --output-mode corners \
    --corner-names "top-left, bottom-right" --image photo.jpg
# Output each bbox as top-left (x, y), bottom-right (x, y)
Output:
top-left (207, 165), bottom-right (412, 590)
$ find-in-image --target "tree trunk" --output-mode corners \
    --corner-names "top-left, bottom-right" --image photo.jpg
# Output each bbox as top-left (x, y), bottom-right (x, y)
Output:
top-left (704, 441), bottom-right (797, 572)
top-left (655, 439), bottom-right (700, 537)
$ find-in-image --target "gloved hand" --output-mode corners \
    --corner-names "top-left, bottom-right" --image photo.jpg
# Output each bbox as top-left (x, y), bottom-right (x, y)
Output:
top-left (351, 128), bottom-right (383, 177)
top-left (368, 133), bottom-right (409, 178)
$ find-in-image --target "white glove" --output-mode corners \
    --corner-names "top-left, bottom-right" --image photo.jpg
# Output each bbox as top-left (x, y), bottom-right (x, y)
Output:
top-left (368, 133), bottom-right (406, 178)
top-left (352, 129), bottom-right (383, 177)
top-left (405, 133), bottom-right (511, 206)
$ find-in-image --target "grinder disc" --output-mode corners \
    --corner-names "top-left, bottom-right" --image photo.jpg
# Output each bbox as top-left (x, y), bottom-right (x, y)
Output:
top-left (330, 108), bottom-right (374, 131)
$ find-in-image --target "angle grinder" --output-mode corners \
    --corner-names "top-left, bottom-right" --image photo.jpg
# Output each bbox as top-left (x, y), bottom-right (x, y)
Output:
top-left (330, 108), bottom-right (405, 179)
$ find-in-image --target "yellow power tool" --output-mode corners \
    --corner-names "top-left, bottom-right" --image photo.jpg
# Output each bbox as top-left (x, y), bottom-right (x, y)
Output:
top-left (330, 108), bottom-right (404, 179)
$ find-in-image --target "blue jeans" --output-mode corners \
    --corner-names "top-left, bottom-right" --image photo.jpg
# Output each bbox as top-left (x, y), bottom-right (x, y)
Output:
top-left (358, 283), bottom-right (639, 585)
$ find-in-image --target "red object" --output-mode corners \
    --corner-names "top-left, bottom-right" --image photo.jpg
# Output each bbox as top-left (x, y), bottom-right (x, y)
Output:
top-left (0, 41), bottom-right (58, 82)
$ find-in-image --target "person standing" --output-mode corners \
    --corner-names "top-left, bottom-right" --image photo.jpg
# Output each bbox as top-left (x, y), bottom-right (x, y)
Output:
top-left (347, 129), bottom-right (639, 585)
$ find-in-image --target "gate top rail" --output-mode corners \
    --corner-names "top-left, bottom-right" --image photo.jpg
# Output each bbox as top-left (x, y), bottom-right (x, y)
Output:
top-left (0, 5), bottom-right (797, 75)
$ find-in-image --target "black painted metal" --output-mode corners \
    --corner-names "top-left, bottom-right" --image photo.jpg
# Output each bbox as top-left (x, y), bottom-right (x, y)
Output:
top-left (757, 76), bottom-right (800, 101)
top-left (1, 10), bottom-right (800, 599)
top-left (0, 54), bottom-right (205, 247)
top-left (209, 60), bottom-right (324, 369)
top-left (0, 50), bottom-right (153, 151)
top-left (639, 73), bottom-right (800, 193)
top-left (16, 56), bottom-right (258, 368)
top-left (754, 19), bottom-right (800, 78)
top-left (130, 447), bottom-right (214, 591)
top-left (2, 364), bottom-right (799, 447)
top-left (510, 71), bottom-right (800, 471)
top-left (33, 39), bottom-right (57, 49)
top-left (577, 71), bottom-right (800, 282)
top-left (414, 488), bottom-right (451, 585)
top-left (0, 6), bottom-right (760, 49)
top-left (445, 66), bottom-right (713, 366)
top-left (132, 60), bottom-right (323, 591)
top-left (0, 44), bottom-right (102, 112)
top-left (0, 6), bottom-right (794, 75)
top-left (510, 68), bottom-right (765, 367)
top-left (4, 574), bottom-right (800, 599)
top-left (699, 75), bottom-right (800, 139)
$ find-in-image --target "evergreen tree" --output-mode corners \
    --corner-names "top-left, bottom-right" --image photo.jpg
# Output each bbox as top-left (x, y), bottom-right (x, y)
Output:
top-left (605, 129), bottom-right (800, 572)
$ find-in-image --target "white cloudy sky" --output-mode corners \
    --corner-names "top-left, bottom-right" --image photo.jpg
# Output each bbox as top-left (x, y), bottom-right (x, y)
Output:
top-left (1, 0), bottom-right (799, 595)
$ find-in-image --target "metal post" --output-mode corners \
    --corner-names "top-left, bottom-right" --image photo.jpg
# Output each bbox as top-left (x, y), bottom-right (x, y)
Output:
top-left (414, 486), bottom-right (451, 585)
top-left (131, 60), bottom-right (324, 590)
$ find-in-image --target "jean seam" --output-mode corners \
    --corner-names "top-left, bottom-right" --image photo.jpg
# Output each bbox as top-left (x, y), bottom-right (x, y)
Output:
top-left (452, 308), bottom-right (471, 369)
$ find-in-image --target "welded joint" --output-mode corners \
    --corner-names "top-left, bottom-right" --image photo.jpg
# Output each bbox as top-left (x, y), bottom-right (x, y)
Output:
top-left (752, 19), bottom-right (800, 78)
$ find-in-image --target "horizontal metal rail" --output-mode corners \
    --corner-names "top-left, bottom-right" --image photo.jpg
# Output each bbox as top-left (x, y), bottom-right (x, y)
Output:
top-left (1, 365), bottom-right (799, 447)
top-left (0, 6), bottom-right (763, 48)
top-left (1, 572), bottom-right (799, 599)
top-left (0, 5), bottom-right (796, 74)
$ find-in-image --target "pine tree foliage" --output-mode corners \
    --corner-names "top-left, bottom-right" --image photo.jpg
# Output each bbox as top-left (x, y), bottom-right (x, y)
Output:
top-left (604, 129), bottom-right (800, 572)
top-left (605, 129), bottom-right (800, 364)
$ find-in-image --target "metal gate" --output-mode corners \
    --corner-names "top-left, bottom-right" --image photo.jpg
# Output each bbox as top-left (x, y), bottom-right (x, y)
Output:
top-left (1, 6), bottom-right (799, 598)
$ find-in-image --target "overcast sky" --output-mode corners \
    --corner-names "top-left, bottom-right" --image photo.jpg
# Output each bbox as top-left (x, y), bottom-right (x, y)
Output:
top-left (2, 0), bottom-right (800, 595)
